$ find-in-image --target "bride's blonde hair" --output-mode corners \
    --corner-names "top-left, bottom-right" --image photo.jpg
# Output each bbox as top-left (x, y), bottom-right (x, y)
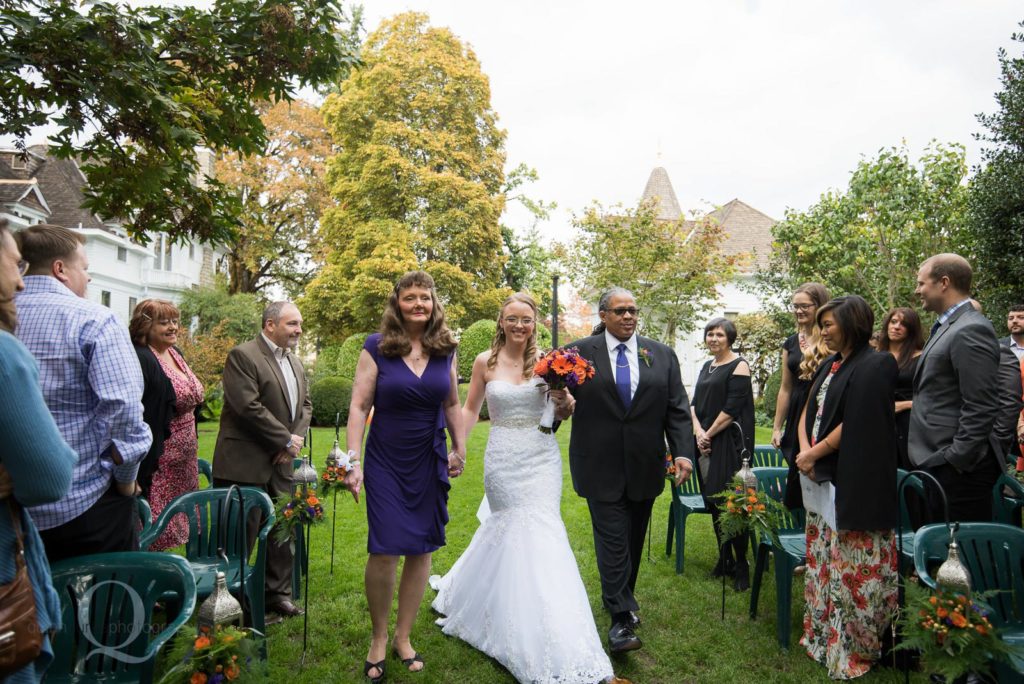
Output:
top-left (488, 293), bottom-right (538, 380)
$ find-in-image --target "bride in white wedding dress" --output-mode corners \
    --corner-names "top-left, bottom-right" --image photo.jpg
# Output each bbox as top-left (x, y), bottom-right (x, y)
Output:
top-left (429, 293), bottom-right (617, 684)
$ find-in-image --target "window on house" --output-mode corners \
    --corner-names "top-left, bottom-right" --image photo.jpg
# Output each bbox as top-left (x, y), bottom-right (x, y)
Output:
top-left (189, 243), bottom-right (195, 259)
top-left (128, 296), bottom-right (138, 318)
top-left (9, 155), bottom-right (25, 170)
top-left (101, 291), bottom-right (111, 308)
top-left (117, 246), bottom-right (127, 262)
top-left (153, 236), bottom-right (162, 270)
top-left (163, 238), bottom-right (173, 271)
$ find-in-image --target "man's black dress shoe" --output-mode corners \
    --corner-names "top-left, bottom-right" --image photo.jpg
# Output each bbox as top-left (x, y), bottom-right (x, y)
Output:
top-left (628, 611), bottom-right (641, 627)
top-left (268, 599), bottom-right (304, 617)
top-left (608, 621), bottom-right (642, 653)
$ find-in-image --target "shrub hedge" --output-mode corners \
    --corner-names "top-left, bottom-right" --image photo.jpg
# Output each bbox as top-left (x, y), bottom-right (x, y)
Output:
top-left (456, 321), bottom-right (554, 381)
top-left (310, 376), bottom-right (353, 427)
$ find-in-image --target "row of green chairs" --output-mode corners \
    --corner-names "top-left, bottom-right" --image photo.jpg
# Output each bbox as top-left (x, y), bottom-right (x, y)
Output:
top-left (665, 445), bottom-right (786, 574)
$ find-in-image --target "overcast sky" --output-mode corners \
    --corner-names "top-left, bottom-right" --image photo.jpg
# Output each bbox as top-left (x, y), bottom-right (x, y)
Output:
top-left (357, 1), bottom-right (1021, 240)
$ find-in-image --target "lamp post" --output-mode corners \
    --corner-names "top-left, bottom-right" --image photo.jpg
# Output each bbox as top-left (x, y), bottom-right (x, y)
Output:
top-left (551, 273), bottom-right (559, 348)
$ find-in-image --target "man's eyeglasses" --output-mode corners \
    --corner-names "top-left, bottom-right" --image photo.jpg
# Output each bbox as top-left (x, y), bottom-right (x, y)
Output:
top-left (503, 316), bottom-right (534, 326)
top-left (791, 303), bottom-right (814, 312)
top-left (608, 307), bottom-right (640, 317)
top-left (17, 260), bottom-right (28, 276)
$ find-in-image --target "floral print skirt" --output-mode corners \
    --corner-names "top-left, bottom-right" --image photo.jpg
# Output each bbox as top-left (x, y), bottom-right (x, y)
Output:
top-left (801, 512), bottom-right (898, 679)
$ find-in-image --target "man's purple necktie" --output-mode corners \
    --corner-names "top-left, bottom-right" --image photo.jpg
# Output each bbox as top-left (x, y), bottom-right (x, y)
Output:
top-left (615, 343), bottom-right (631, 409)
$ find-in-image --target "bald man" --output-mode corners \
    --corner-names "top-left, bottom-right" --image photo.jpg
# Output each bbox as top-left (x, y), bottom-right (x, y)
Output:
top-left (909, 254), bottom-right (1003, 522)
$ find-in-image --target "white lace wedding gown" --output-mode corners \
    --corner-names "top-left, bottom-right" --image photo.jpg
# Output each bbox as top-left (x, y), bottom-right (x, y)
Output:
top-left (429, 379), bottom-right (614, 684)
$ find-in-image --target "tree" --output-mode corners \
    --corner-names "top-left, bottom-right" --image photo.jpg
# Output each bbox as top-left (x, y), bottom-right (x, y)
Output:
top-left (500, 163), bottom-right (559, 317)
top-left (0, 0), bottom-right (359, 243)
top-left (215, 99), bottom-right (335, 296)
top-left (178, 276), bottom-right (263, 342)
top-left (733, 312), bottom-right (790, 398)
top-left (762, 142), bottom-right (968, 314)
top-left (965, 22), bottom-right (1024, 324)
top-left (568, 199), bottom-right (737, 345)
top-left (302, 12), bottom-right (510, 339)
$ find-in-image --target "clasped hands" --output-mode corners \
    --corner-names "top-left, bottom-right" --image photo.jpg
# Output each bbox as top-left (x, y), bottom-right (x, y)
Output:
top-left (794, 449), bottom-right (816, 479)
top-left (447, 449), bottom-right (467, 478)
top-left (549, 388), bottom-right (575, 420)
top-left (273, 434), bottom-right (305, 465)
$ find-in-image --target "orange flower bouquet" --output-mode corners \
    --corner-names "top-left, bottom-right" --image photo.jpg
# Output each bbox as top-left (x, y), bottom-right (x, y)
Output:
top-left (896, 585), bottom-right (1013, 681)
top-left (533, 348), bottom-right (595, 432)
top-left (159, 624), bottom-right (265, 683)
top-left (273, 486), bottom-right (326, 542)
top-left (713, 477), bottom-right (784, 544)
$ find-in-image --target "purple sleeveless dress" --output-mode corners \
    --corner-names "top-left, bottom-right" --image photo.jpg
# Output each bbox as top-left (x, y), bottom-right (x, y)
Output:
top-left (363, 333), bottom-right (452, 555)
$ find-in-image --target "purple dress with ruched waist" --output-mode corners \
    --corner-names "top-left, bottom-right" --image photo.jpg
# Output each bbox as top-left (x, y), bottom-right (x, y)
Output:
top-left (363, 333), bottom-right (451, 555)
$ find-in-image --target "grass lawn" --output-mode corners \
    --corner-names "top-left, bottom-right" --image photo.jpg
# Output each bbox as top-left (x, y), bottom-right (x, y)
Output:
top-left (194, 422), bottom-right (926, 683)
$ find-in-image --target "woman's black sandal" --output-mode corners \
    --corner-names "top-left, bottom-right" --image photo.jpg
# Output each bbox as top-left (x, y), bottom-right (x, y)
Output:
top-left (364, 659), bottom-right (386, 683)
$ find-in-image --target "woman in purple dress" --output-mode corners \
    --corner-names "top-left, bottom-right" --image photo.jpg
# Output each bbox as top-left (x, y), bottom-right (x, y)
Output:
top-left (345, 271), bottom-right (465, 683)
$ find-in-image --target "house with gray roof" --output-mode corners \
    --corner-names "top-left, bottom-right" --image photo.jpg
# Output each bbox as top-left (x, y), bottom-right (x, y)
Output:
top-left (0, 145), bottom-right (225, 322)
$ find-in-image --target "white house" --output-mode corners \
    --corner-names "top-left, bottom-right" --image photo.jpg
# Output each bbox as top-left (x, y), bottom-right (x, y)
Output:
top-left (632, 167), bottom-right (776, 390)
top-left (0, 145), bottom-right (226, 322)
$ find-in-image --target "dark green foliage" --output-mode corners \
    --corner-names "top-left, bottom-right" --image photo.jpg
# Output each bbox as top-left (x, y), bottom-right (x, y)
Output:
top-left (178, 277), bottom-right (263, 342)
top-left (966, 22), bottom-right (1024, 326)
top-left (339, 332), bottom-right (371, 381)
top-left (310, 376), bottom-right (353, 427)
top-left (0, 0), bottom-right (359, 243)
top-left (761, 368), bottom-right (783, 422)
top-left (457, 320), bottom-right (497, 381)
top-left (313, 345), bottom-right (344, 383)
top-left (457, 382), bottom-right (488, 420)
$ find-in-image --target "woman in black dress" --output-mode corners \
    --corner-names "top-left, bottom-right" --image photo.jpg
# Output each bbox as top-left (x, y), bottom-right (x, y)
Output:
top-left (875, 307), bottom-right (924, 469)
top-left (692, 317), bottom-right (755, 590)
top-left (770, 283), bottom-right (831, 511)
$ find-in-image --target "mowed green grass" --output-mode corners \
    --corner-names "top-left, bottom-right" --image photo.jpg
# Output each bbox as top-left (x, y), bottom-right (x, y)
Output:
top-left (195, 422), bottom-right (926, 684)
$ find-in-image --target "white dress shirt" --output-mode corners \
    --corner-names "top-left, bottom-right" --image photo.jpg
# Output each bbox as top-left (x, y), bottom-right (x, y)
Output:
top-left (261, 332), bottom-right (298, 421)
top-left (1009, 337), bottom-right (1024, 361)
top-left (605, 330), bottom-right (639, 399)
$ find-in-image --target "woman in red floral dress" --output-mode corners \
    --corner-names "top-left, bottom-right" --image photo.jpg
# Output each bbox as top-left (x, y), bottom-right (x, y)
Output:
top-left (130, 299), bottom-right (204, 550)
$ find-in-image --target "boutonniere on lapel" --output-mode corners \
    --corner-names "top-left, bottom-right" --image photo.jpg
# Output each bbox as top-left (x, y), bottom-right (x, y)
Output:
top-left (639, 347), bottom-right (653, 367)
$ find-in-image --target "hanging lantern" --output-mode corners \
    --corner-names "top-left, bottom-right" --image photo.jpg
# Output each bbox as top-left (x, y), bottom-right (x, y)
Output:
top-left (935, 525), bottom-right (971, 594)
top-left (197, 571), bottom-right (243, 630)
top-left (294, 456), bottom-right (318, 492)
top-left (326, 439), bottom-right (344, 469)
top-left (735, 454), bottom-right (757, 490)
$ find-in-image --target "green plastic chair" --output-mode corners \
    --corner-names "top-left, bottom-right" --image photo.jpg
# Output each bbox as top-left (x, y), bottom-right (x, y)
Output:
top-left (751, 445), bottom-right (786, 468)
top-left (48, 552), bottom-right (197, 684)
top-left (993, 473), bottom-right (1024, 526)
top-left (748, 466), bottom-right (807, 650)
top-left (138, 487), bottom-right (274, 636)
top-left (665, 467), bottom-right (708, 574)
top-left (135, 497), bottom-right (152, 544)
top-left (197, 458), bottom-right (213, 489)
top-left (914, 522), bottom-right (1024, 679)
top-left (896, 469), bottom-right (929, 574)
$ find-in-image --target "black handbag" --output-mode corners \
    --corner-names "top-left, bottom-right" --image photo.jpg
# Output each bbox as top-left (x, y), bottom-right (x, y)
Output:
top-left (0, 499), bottom-right (43, 676)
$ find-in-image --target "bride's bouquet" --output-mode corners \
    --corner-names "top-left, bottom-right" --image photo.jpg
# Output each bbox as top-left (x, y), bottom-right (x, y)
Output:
top-left (533, 348), bottom-right (595, 433)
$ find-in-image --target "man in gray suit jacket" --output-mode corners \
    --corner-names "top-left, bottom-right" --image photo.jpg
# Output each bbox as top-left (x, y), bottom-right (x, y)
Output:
top-left (213, 301), bottom-right (312, 620)
top-left (909, 255), bottom-right (1002, 522)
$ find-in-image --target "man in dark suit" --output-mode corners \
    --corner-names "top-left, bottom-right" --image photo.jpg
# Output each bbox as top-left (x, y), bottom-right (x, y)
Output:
top-left (213, 301), bottom-right (312, 621)
top-left (566, 287), bottom-right (694, 654)
top-left (909, 255), bottom-right (1002, 522)
top-left (1001, 304), bottom-right (1024, 361)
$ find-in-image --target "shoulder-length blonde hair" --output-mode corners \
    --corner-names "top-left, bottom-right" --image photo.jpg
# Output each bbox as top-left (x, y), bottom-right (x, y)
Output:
top-left (377, 270), bottom-right (458, 358)
top-left (487, 292), bottom-right (539, 380)
top-left (129, 299), bottom-right (180, 346)
top-left (793, 282), bottom-right (832, 380)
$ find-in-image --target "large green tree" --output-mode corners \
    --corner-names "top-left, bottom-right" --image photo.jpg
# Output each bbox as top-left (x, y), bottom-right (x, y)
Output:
top-left (303, 12), bottom-right (510, 339)
top-left (0, 0), bottom-right (358, 243)
top-left (965, 22), bottom-right (1024, 325)
top-left (569, 199), bottom-right (737, 345)
top-left (762, 142), bottom-right (968, 314)
top-left (215, 99), bottom-right (335, 296)
top-left (500, 163), bottom-right (559, 318)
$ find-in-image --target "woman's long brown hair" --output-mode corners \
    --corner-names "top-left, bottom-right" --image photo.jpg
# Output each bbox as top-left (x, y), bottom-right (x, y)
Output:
top-left (377, 270), bottom-right (457, 358)
top-left (487, 292), bottom-right (539, 380)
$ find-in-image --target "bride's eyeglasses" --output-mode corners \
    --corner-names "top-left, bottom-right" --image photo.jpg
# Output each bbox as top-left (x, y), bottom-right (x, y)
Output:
top-left (503, 316), bottom-right (534, 326)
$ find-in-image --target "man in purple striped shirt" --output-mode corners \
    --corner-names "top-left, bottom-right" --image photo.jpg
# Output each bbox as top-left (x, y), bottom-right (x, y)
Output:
top-left (14, 224), bottom-right (151, 563)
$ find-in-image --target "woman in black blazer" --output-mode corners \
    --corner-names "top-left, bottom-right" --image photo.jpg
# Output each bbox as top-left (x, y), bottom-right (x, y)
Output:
top-left (793, 295), bottom-right (899, 680)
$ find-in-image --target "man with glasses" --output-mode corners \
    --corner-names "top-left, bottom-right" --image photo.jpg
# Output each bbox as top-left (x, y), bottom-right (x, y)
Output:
top-left (14, 223), bottom-right (151, 562)
top-left (565, 287), bottom-right (695, 654)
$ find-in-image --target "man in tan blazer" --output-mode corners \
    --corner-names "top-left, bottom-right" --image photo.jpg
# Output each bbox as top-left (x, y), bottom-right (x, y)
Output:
top-left (213, 301), bottom-right (312, 621)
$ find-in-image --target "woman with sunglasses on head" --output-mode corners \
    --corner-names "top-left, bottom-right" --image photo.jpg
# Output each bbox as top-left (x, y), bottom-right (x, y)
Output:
top-left (129, 299), bottom-right (204, 550)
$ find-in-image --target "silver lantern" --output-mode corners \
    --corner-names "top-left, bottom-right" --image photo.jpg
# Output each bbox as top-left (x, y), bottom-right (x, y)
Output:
top-left (197, 571), bottom-right (243, 630)
top-left (326, 439), bottom-right (344, 469)
top-left (293, 456), bottom-right (318, 492)
top-left (935, 526), bottom-right (971, 594)
top-left (735, 455), bottom-right (757, 490)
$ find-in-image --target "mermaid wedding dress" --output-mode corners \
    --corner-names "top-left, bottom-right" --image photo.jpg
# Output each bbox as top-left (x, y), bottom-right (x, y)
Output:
top-left (430, 379), bottom-right (614, 684)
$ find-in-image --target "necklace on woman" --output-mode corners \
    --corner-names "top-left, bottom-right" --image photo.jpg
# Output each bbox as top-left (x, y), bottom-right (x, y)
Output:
top-left (708, 355), bottom-right (734, 374)
top-left (798, 331), bottom-right (809, 351)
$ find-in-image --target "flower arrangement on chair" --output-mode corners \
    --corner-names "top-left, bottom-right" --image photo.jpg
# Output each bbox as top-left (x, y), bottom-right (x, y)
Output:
top-left (895, 584), bottom-right (1013, 682)
top-left (159, 624), bottom-right (266, 684)
top-left (272, 486), bottom-right (326, 543)
top-left (713, 476), bottom-right (785, 545)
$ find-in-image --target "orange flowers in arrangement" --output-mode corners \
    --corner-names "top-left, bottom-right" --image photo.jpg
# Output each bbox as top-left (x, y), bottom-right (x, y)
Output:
top-left (160, 624), bottom-right (264, 684)
top-left (714, 477), bottom-right (784, 543)
top-left (896, 585), bottom-right (1013, 681)
top-left (533, 348), bottom-right (595, 390)
top-left (273, 486), bottom-right (327, 542)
